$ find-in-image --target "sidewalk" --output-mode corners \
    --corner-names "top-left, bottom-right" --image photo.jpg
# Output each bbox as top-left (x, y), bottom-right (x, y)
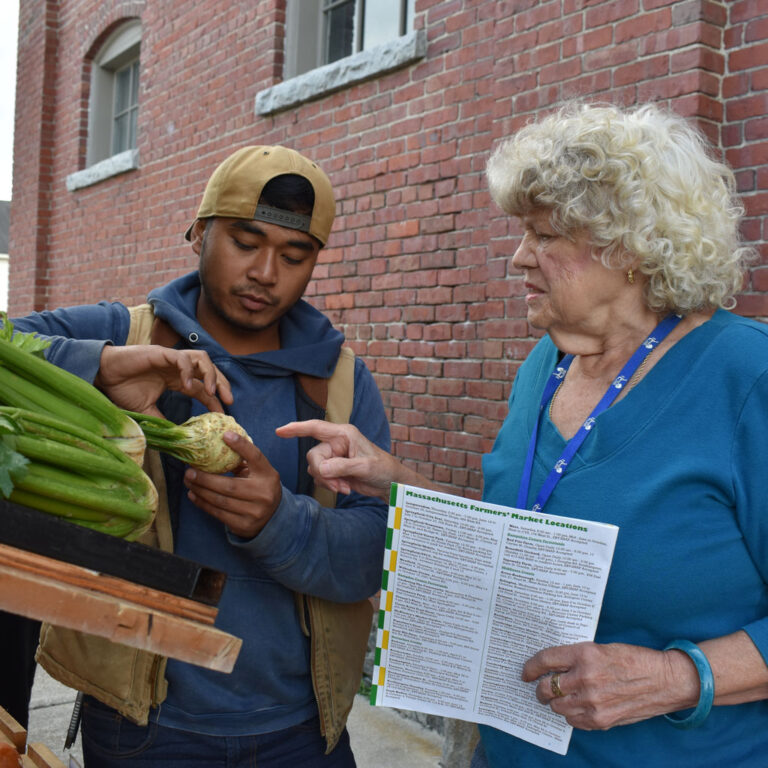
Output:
top-left (28, 669), bottom-right (443, 767)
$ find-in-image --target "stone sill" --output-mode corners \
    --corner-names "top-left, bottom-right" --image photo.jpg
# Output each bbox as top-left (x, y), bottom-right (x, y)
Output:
top-left (255, 29), bottom-right (426, 116)
top-left (66, 149), bottom-right (139, 191)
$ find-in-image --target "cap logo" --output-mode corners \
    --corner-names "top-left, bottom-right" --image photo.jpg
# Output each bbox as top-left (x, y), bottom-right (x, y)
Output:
top-left (253, 204), bottom-right (311, 233)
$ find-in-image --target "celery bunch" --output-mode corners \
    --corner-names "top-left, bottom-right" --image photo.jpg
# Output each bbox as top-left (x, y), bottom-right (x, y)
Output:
top-left (0, 316), bottom-right (156, 539)
top-left (0, 408), bottom-right (157, 540)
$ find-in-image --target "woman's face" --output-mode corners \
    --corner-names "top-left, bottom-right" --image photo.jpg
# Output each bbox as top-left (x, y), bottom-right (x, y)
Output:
top-left (512, 209), bottom-right (627, 336)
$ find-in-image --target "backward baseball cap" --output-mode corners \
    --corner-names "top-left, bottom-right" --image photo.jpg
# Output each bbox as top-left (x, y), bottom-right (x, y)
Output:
top-left (184, 145), bottom-right (336, 246)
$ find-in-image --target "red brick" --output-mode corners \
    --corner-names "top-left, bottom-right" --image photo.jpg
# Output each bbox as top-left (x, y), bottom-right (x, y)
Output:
top-left (731, 0), bottom-right (768, 24)
top-left (727, 94), bottom-right (768, 122)
top-left (614, 55), bottom-right (671, 87)
top-left (583, 40), bottom-right (640, 71)
top-left (670, 45), bottom-right (725, 75)
top-left (730, 42), bottom-right (768, 72)
top-left (514, 1), bottom-right (563, 33)
top-left (754, 67), bottom-right (768, 90)
top-left (615, 7), bottom-right (672, 43)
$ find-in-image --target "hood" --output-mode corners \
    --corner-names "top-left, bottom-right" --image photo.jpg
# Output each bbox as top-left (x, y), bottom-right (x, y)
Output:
top-left (147, 272), bottom-right (343, 378)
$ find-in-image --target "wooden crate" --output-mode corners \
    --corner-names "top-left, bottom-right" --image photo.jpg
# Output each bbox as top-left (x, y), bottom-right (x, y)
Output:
top-left (0, 500), bottom-right (240, 673)
top-left (0, 544), bottom-right (241, 673)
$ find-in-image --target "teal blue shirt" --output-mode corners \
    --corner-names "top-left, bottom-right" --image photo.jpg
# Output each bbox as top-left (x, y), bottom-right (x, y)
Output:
top-left (480, 310), bottom-right (768, 766)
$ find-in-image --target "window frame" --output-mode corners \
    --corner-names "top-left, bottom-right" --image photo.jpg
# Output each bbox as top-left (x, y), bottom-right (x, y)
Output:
top-left (285, 0), bottom-right (413, 79)
top-left (257, 1), bottom-right (424, 116)
top-left (67, 20), bottom-right (142, 191)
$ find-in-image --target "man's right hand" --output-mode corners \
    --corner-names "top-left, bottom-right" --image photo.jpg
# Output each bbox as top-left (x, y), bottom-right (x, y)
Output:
top-left (95, 344), bottom-right (233, 417)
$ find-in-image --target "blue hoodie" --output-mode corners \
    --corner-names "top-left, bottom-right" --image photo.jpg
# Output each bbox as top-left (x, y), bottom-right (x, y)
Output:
top-left (13, 272), bottom-right (390, 736)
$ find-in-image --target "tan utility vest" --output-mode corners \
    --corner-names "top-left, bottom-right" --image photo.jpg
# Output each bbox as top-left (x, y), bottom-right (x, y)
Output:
top-left (36, 304), bottom-right (374, 753)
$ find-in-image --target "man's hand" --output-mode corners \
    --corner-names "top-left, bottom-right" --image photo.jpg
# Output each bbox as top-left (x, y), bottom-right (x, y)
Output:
top-left (95, 345), bottom-right (233, 417)
top-left (183, 431), bottom-right (282, 538)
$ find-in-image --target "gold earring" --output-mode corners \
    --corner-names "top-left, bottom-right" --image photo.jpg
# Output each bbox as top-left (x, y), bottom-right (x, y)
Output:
top-left (627, 268), bottom-right (635, 284)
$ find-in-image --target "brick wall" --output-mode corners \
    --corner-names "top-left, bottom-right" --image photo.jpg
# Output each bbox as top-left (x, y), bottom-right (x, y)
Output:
top-left (9, 0), bottom-right (768, 496)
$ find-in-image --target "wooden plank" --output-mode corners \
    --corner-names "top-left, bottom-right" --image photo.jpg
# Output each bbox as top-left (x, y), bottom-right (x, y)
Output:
top-left (27, 743), bottom-right (66, 768)
top-left (0, 708), bottom-right (26, 752)
top-left (0, 500), bottom-right (226, 605)
top-left (0, 544), bottom-right (217, 625)
top-left (0, 565), bottom-right (241, 673)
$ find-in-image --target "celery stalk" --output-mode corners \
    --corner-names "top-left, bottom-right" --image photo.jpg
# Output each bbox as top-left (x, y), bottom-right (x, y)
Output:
top-left (0, 365), bottom-right (104, 434)
top-left (12, 463), bottom-right (152, 521)
top-left (0, 334), bottom-right (146, 464)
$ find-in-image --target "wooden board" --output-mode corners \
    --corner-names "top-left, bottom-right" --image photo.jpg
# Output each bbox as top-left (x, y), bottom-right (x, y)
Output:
top-left (26, 744), bottom-right (66, 768)
top-left (0, 543), bottom-right (217, 625)
top-left (0, 548), bottom-right (241, 673)
top-left (0, 706), bottom-right (67, 767)
top-left (0, 500), bottom-right (226, 606)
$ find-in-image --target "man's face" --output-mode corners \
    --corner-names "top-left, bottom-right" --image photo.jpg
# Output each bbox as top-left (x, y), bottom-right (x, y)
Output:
top-left (191, 217), bottom-right (320, 353)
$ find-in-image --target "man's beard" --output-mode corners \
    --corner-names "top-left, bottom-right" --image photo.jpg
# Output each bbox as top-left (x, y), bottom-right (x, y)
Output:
top-left (198, 283), bottom-right (281, 334)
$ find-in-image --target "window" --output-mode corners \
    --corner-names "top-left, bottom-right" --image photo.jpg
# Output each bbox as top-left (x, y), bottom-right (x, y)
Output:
top-left (87, 20), bottom-right (141, 168)
top-left (111, 58), bottom-right (139, 156)
top-left (285, 0), bottom-right (414, 79)
top-left (257, 0), bottom-right (423, 115)
top-left (68, 20), bottom-right (141, 191)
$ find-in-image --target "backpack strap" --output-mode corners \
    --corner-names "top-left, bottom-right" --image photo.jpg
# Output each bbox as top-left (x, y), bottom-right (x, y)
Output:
top-left (125, 303), bottom-right (180, 348)
top-left (298, 347), bottom-right (355, 509)
top-left (325, 347), bottom-right (355, 425)
top-left (125, 304), bottom-right (155, 346)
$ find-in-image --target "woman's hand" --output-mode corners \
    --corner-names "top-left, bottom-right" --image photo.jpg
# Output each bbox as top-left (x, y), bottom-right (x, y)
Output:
top-left (95, 344), bottom-right (233, 417)
top-left (522, 641), bottom-right (701, 730)
top-left (183, 431), bottom-right (282, 539)
top-left (276, 420), bottom-right (427, 501)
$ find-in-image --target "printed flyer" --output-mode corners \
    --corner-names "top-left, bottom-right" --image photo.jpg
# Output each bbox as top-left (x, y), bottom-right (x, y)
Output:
top-left (370, 483), bottom-right (618, 755)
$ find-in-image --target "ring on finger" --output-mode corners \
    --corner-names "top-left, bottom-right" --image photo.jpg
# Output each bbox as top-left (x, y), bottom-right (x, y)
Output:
top-left (550, 672), bottom-right (565, 698)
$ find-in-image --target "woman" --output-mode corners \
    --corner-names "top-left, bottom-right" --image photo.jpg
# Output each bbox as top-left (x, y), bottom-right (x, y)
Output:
top-left (278, 102), bottom-right (768, 766)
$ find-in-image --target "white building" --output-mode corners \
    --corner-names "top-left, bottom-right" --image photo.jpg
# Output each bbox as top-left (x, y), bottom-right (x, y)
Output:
top-left (0, 201), bottom-right (9, 311)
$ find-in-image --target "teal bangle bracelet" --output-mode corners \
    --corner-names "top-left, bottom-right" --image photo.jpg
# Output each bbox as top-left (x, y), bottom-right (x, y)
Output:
top-left (663, 639), bottom-right (714, 729)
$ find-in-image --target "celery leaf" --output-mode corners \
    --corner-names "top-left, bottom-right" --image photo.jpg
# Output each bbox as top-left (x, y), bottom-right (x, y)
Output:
top-left (0, 312), bottom-right (51, 358)
top-left (0, 436), bottom-right (29, 499)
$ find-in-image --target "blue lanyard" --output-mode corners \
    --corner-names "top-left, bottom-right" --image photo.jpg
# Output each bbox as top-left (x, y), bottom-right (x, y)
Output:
top-left (516, 314), bottom-right (682, 512)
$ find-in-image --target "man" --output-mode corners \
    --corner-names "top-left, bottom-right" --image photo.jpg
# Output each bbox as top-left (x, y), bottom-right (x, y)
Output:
top-left (13, 146), bottom-right (390, 766)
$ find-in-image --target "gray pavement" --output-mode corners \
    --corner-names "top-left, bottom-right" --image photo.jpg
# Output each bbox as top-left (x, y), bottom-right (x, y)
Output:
top-left (28, 668), bottom-right (443, 767)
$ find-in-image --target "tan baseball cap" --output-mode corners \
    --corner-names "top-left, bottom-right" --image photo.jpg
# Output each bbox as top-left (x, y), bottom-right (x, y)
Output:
top-left (185, 145), bottom-right (336, 246)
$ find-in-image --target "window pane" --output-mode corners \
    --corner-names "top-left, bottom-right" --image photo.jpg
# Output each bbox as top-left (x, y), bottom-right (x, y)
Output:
top-left (112, 113), bottom-right (128, 155)
top-left (114, 66), bottom-right (132, 114)
top-left (112, 58), bottom-right (139, 154)
top-left (324, 0), bottom-right (355, 63)
top-left (129, 107), bottom-right (138, 150)
top-left (130, 60), bottom-right (140, 106)
top-left (362, 0), bottom-right (401, 50)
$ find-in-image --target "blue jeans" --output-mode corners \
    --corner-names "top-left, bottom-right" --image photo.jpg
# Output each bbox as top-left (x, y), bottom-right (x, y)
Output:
top-left (81, 697), bottom-right (356, 767)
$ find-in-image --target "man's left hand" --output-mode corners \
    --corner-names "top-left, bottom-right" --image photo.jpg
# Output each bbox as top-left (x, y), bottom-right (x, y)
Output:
top-left (183, 431), bottom-right (282, 538)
